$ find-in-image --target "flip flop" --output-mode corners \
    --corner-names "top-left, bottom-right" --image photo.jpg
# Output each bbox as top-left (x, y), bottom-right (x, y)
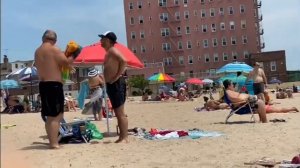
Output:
top-left (1, 124), bottom-right (17, 129)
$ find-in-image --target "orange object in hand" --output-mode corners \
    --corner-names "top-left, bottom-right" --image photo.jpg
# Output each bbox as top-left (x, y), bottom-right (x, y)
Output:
top-left (65, 40), bottom-right (80, 57)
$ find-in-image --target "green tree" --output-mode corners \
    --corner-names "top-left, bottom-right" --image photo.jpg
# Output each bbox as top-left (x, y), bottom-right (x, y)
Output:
top-left (128, 76), bottom-right (149, 94)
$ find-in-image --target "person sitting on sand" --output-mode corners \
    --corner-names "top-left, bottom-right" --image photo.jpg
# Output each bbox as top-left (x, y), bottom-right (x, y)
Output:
top-left (142, 92), bottom-right (149, 101)
top-left (276, 88), bottom-right (288, 99)
top-left (223, 79), bottom-right (267, 123)
top-left (203, 96), bottom-right (229, 111)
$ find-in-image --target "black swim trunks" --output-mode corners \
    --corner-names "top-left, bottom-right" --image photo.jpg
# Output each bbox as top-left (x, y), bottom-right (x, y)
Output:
top-left (39, 81), bottom-right (64, 117)
top-left (106, 76), bottom-right (126, 109)
top-left (253, 82), bottom-right (265, 95)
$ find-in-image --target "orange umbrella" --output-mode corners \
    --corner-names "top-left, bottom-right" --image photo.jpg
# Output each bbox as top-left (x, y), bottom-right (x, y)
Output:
top-left (74, 42), bottom-right (144, 69)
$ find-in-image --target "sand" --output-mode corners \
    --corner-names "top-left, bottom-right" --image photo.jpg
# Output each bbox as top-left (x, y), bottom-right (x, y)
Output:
top-left (1, 93), bottom-right (300, 168)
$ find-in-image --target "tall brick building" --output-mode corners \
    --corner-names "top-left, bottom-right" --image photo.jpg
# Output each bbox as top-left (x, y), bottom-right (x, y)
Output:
top-left (123, 0), bottom-right (264, 79)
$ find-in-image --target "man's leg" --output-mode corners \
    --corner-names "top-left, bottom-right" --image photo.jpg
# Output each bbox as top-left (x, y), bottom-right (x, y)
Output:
top-left (256, 100), bottom-right (267, 123)
top-left (114, 104), bottom-right (128, 143)
top-left (45, 113), bottom-right (63, 148)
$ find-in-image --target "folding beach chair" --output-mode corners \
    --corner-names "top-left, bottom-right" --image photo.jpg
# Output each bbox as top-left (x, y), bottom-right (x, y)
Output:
top-left (223, 91), bottom-right (255, 123)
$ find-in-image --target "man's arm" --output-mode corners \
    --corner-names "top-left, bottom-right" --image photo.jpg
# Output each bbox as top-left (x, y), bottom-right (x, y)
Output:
top-left (54, 47), bottom-right (74, 67)
top-left (261, 69), bottom-right (268, 85)
top-left (110, 48), bottom-right (127, 83)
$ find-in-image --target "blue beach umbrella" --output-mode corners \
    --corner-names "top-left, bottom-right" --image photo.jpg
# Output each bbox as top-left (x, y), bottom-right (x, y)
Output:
top-left (216, 62), bottom-right (253, 74)
top-left (269, 78), bottom-right (282, 84)
top-left (0, 79), bottom-right (20, 89)
top-left (6, 66), bottom-right (38, 81)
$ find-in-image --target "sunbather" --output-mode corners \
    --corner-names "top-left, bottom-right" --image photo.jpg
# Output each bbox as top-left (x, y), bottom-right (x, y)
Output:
top-left (223, 79), bottom-right (267, 123)
top-left (266, 105), bottom-right (299, 113)
top-left (203, 96), bottom-right (229, 111)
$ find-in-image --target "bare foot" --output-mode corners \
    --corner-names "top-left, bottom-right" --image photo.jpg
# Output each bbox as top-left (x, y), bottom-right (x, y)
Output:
top-left (294, 107), bottom-right (299, 112)
top-left (115, 138), bottom-right (129, 143)
top-left (49, 145), bottom-right (61, 149)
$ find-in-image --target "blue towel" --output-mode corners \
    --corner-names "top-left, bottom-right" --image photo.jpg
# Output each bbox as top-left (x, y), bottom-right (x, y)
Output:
top-left (77, 80), bottom-right (90, 109)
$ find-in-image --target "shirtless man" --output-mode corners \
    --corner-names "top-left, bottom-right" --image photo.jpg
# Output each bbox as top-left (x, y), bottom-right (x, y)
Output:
top-left (87, 68), bottom-right (104, 121)
top-left (99, 31), bottom-right (128, 143)
top-left (247, 62), bottom-right (267, 102)
top-left (35, 30), bottom-right (80, 149)
top-left (223, 79), bottom-right (267, 123)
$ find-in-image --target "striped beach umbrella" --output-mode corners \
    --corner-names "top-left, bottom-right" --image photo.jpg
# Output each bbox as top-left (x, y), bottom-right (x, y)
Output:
top-left (148, 73), bottom-right (175, 82)
top-left (216, 62), bottom-right (253, 74)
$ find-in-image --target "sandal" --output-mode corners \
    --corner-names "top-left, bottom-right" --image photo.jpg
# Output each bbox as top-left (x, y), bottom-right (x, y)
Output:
top-left (270, 118), bottom-right (286, 123)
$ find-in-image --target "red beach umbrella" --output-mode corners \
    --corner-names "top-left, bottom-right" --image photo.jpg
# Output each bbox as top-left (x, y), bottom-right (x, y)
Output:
top-left (74, 42), bottom-right (144, 69)
top-left (186, 78), bottom-right (203, 85)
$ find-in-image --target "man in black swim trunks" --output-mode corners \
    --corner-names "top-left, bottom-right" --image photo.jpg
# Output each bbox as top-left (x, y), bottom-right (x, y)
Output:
top-left (100, 31), bottom-right (128, 143)
top-left (34, 30), bottom-right (80, 149)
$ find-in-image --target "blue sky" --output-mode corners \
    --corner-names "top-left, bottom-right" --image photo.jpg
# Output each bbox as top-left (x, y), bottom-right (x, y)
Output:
top-left (1, 0), bottom-right (300, 70)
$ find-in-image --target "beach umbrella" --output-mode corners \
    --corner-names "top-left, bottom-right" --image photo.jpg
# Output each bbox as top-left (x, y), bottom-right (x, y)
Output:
top-left (216, 62), bottom-right (253, 74)
top-left (269, 78), bottom-right (282, 84)
top-left (6, 66), bottom-right (38, 81)
top-left (202, 78), bottom-right (214, 84)
top-left (0, 79), bottom-right (20, 90)
top-left (186, 78), bottom-right (203, 85)
top-left (74, 42), bottom-right (143, 135)
top-left (74, 42), bottom-right (144, 69)
top-left (148, 73), bottom-right (175, 83)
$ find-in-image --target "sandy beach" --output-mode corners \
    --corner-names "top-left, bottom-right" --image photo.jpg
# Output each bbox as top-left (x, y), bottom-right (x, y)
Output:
top-left (1, 92), bottom-right (300, 168)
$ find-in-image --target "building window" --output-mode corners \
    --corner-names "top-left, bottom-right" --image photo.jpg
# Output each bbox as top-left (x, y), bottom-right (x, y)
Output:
top-left (201, 9), bottom-right (206, 18)
top-left (159, 13), bottom-right (168, 22)
top-left (177, 27), bottom-right (181, 35)
top-left (162, 43), bottom-right (171, 51)
top-left (159, 0), bottom-right (167, 7)
top-left (202, 24), bottom-right (207, 33)
top-left (270, 61), bottom-right (277, 71)
top-left (187, 41), bottom-right (192, 49)
top-left (141, 45), bottom-right (146, 53)
top-left (240, 5), bottom-right (245, 13)
top-left (210, 8), bottom-right (215, 17)
top-left (232, 51), bottom-right (238, 60)
top-left (243, 51), bottom-right (249, 59)
top-left (211, 23), bottom-right (216, 32)
top-left (161, 28), bottom-right (170, 37)
top-left (221, 37), bottom-right (227, 46)
top-left (15, 64), bottom-right (18, 69)
top-left (188, 55), bottom-right (193, 64)
top-left (212, 38), bottom-right (217, 47)
top-left (132, 47), bottom-right (137, 53)
top-left (140, 31), bottom-right (145, 39)
top-left (214, 53), bottom-right (219, 62)
top-left (174, 0), bottom-right (179, 5)
top-left (178, 41), bottom-right (183, 50)
top-left (228, 6), bottom-right (234, 15)
top-left (183, 0), bottom-right (188, 4)
top-left (200, 0), bottom-right (205, 4)
top-left (204, 54), bottom-right (210, 63)
top-left (219, 7), bottom-right (224, 15)
top-left (131, 32), bottom-right (136, 39)
top-left (241, 20), bottom-right (246, 29)
top-left (179, 56), bottom-right (184, 65)
top-left (220, 22), bottom-right (225, 30)
top-left (242, 35), bottom-right (248, 44)
top-left (231, 36), bottom-right (237, 45)
top-left (185, 26), bottom-right (191, 34)
top-left (230, 21), bottom-right (235, 30)
top-left (129, 2), bottom-right (134, 10)
top-left (137, 1), bottom-right (142, 9)
top-left (203, 39), bottom-right (209, 48)
top-left (163, 57), bottom-right (172, 66)
top-left (138, 16), bottom-right (144, 24)
top-left (175, 12), bottom-right (180, 20)
top-left (223, 52), bottom-right (228, 61)
top-left (130, 17), bottom-right (134, 25)
top-left (184, 11), bottom-right (189, 19)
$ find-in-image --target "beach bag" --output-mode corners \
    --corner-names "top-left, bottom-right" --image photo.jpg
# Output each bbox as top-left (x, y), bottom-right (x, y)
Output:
top-left (86, 122), bottom-right (103, 140)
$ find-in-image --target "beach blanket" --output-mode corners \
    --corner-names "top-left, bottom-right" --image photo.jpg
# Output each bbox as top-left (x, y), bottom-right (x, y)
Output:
top-left (143, 128), bottom-right (223, 140)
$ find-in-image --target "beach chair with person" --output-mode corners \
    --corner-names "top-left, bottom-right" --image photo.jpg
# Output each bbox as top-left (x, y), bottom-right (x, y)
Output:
top-left (223, 79), bottom-right (267, 123)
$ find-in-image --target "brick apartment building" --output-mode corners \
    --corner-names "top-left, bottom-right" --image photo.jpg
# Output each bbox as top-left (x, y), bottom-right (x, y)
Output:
top-left (123, 0), bottom-right (264, 80)
top-left (249, 50), bottom-right (288, 83)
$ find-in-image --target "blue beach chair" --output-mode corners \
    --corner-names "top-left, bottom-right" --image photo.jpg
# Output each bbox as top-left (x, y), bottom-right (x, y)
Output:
top-left (223, 91), bottom-right (255, 123)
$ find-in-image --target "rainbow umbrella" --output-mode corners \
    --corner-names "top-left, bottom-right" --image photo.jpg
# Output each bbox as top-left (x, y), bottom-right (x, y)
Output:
top-left (148, 73), bottom-right (175, 83)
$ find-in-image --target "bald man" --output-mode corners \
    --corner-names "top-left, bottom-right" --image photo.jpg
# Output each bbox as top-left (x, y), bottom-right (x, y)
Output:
top-left (34, 30), bottom-right (79, 149)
